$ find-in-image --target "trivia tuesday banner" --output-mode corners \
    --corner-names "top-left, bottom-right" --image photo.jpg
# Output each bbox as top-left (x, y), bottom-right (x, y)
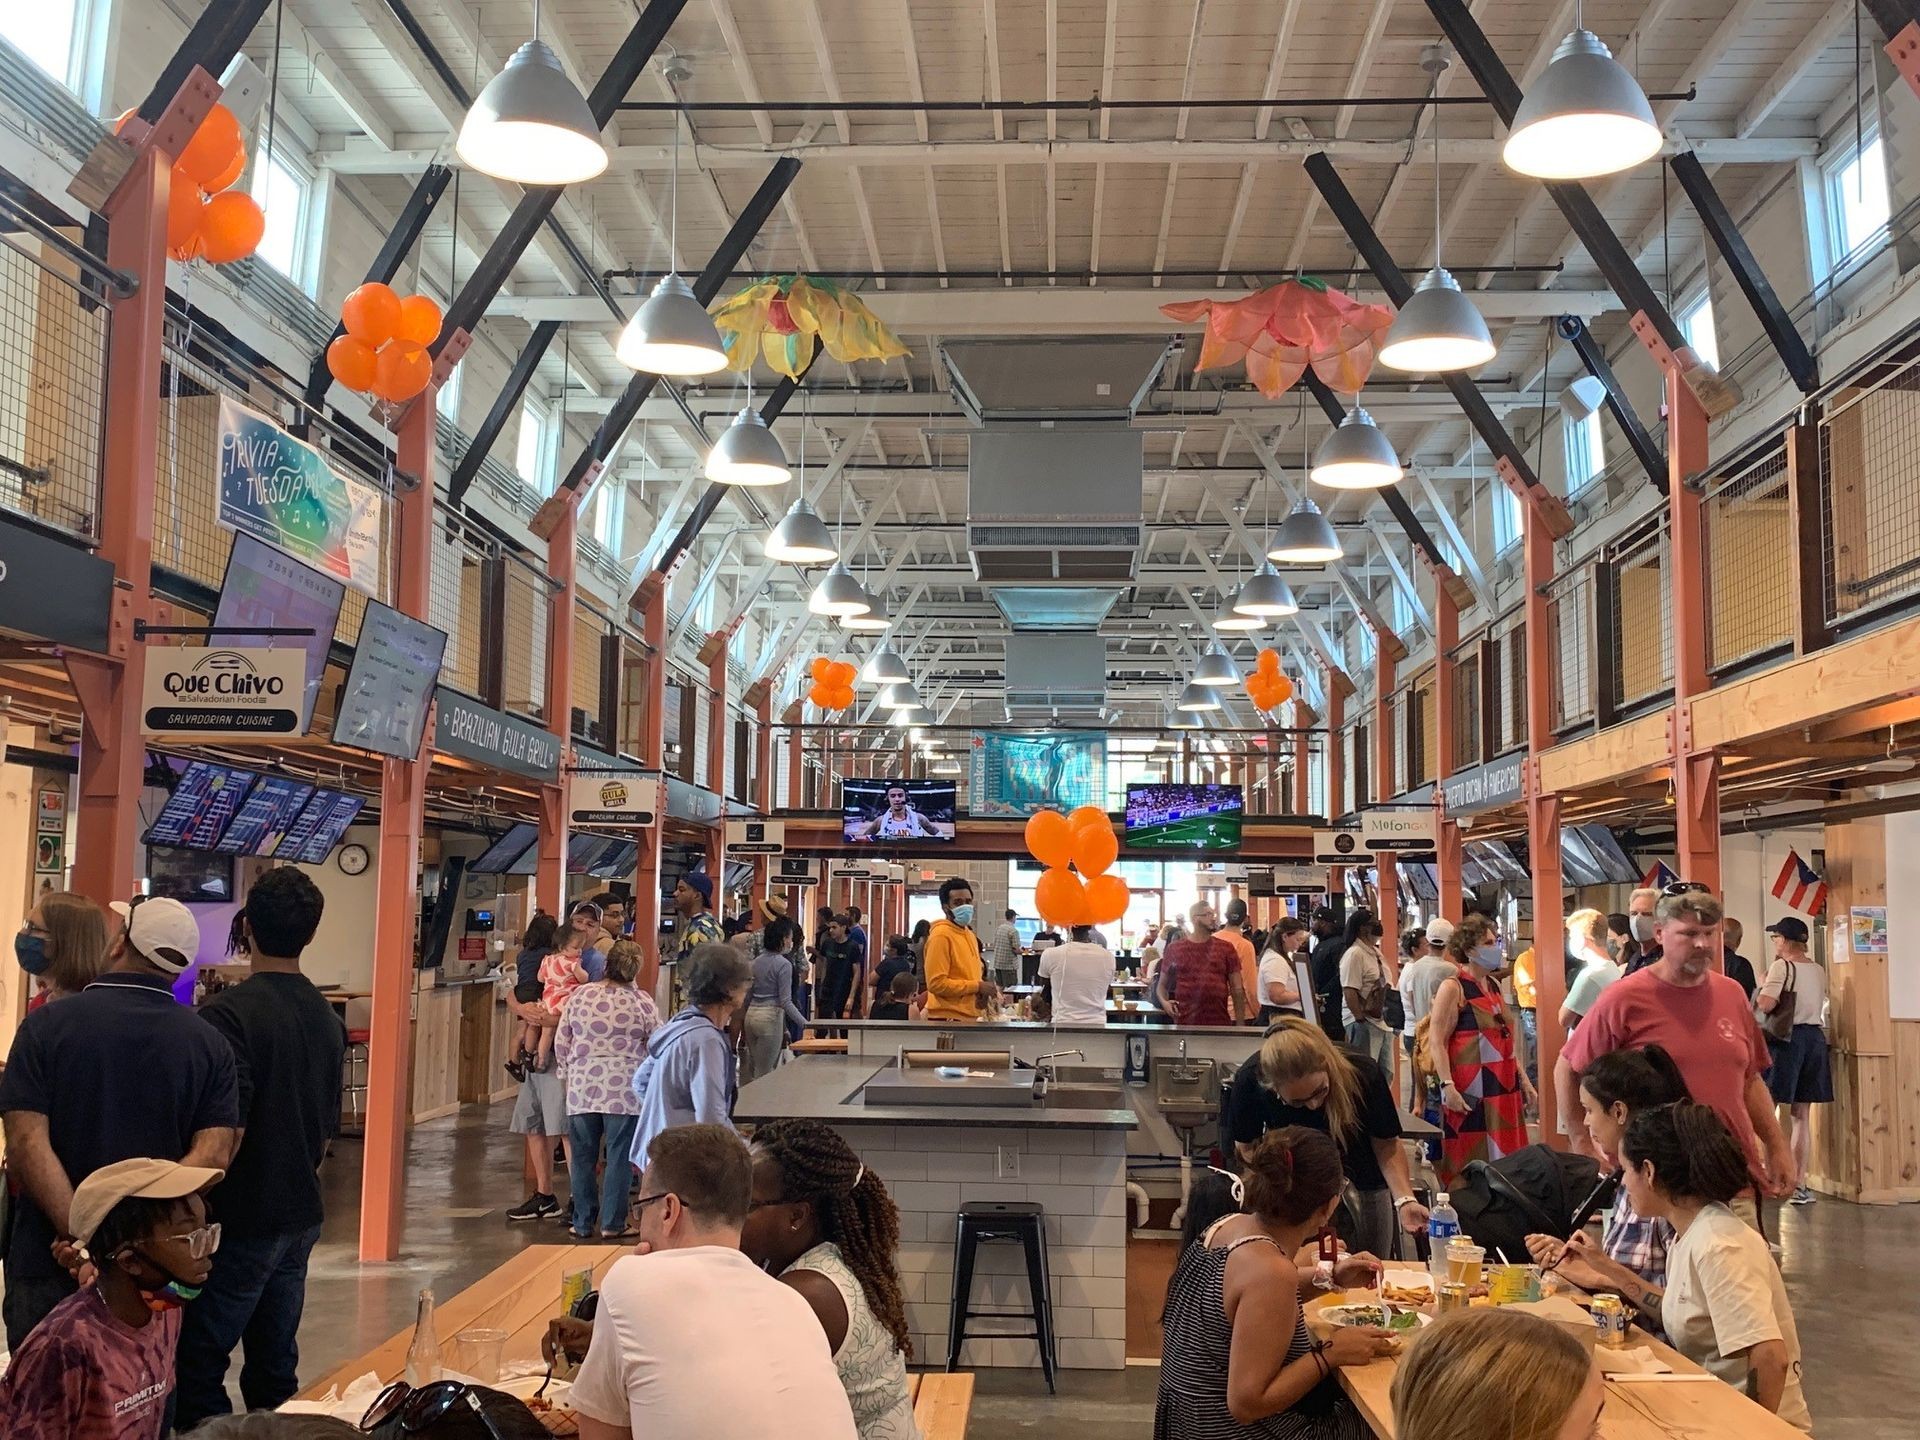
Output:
top-left (217, 395), bottom-right (382, 594)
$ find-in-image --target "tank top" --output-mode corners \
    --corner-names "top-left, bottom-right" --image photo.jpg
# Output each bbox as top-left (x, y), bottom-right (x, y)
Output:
top-left (786, 1242), bottom-right (921, 1440)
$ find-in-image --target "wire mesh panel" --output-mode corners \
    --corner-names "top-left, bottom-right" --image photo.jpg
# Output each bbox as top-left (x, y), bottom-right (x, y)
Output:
top-left (427, 523), bottom-right (490, 698)
top-left (1610, 521), bottom-right (1673, 709)
top-left (0, 233), bottom-right (107, 542)
top-left (1452, 649), bottom-right (1482, 772)
top-left (501, 552), bottom-right (554, 724)
top-left (1388, 689), bottom-right (1411, 795)
top-left (1546, 567), bottom-right (1595, 732)
top-left (1491, 616), bottom-right (1527, 754)
top-left (1703, 442), bottom-right (1792, 673)
top-left (1416, 678), bottom-right (1436, 786)
top-left (1821, 353), bottom-right (1920, 627)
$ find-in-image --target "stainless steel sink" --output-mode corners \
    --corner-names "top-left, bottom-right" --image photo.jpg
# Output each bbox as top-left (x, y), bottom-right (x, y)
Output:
top-left (1154, 1057), bottom-right (1221, 1120)
top-left (1036, 1084), bottom-right (1130, 1111)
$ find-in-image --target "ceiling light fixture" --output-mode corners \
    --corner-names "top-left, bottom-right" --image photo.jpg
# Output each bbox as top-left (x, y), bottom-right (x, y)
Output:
top-left (1379, 46), bottom-right (1496, 374)
top-left (1211, 597), bottom-right (1265, 632)
top-left (764, 495), bottom-right (837, 563)
top-left (1233, 562), bottom-right (1300, 616)
top-left (839, 589), bottom-right (890, 631)
top-left (455, 1), bottom-right (608, 185)
top-left (807, 560), bottom-right (871, 616)
top-left (1193, 642), bottom-right (1240, 687)
top-left (705, 408), bottom-right (790, 486)
top-left (616, 81), bottom-right (726, 374)
top-left (1176, 682), bottom-right (1223, 713)
top-left (861, 644), bottom-right (910, 685)
top-left (1310, 408), bottom-right (1405, 488)
top-left (1503, 11), bottom-right (1662, 180)
top-left (877, 681), bottom-right (923, 710)
top-left (1267, 497), bottom-right (1343, 564)
top-left (891, 705), bottom-right (938, 727)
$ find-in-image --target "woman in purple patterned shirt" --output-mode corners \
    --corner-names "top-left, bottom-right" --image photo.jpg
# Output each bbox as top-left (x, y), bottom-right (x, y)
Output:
top-left (554, 939), bottom-right (662, 1239)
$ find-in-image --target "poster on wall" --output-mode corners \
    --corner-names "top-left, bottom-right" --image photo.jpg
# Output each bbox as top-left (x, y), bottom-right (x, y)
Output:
top-left (36, 788), bottom-right (63, 834)
top-left (967, 730), bottom-right (1107, 817)
top-left (1849, 905), bottom-right (1888, 955)
top-left (34, 832), bottom-right (63, 874)
top-left (217, 395), bottom-right (383, 594)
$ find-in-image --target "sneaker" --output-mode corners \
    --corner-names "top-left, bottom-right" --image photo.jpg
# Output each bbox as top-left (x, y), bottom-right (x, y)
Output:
top-left (1790, 1186), bottom-right (1816, 1206)
top-left (506, 1192), bottom-right (558, 1222)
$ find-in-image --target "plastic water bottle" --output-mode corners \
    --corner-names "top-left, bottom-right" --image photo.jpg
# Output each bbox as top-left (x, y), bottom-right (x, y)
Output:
top-left (1427, 1194), bottom-right (1460, 1283)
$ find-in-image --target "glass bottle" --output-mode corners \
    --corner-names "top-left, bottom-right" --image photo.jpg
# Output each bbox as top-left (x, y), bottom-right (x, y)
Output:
top-left (404, 1289), bottom-right (440, 1386)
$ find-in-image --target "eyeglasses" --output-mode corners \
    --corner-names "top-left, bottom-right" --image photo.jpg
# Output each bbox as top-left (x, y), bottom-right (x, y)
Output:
top-left (631, 1191), bottom-right (673, 1220)
top-left (1660, 880), bottom-right (1710, 897)
top-left (361, 1380), bottom-right (508, 1438)
top-left (159, 1222), bottom-right (222, 1260)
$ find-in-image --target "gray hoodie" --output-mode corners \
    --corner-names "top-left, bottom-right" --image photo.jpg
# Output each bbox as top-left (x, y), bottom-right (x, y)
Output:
top-left (629, 1005), bottom-right (736, 1165)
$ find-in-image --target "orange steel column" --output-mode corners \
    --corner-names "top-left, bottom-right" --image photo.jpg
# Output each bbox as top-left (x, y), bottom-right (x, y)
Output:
top-left (1372, 646), bottom-right (1398, 944)
top-left (1666, 370), bottom-right (1721, 890)
top-left (751, 683), bottom-right (775, 898)
top-left (1432, 587), bottom-right (1464, 923)
top-left (536, 503), bottom-right (578, 916)
top-left (360, 399), bottom-right (437, 1261)
top-left (704, 645), bottom-right (728, 898)
top-left (632, 582), bottom-right (667, 995)
top-left (1325, 671), bottom-right (1346, 903)
top-left (1523, 502), bottom-right (1568, 1146)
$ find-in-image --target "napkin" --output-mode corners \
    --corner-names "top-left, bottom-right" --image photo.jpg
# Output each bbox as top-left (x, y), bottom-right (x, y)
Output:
top-left (1596, 1347), bottom-right (1675, 1376)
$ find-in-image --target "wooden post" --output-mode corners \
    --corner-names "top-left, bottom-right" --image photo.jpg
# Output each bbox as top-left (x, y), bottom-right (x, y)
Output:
top-left (1666, 368), bottom-right (1722, 889)
top-left (1784, 410), bottom-right (1831, 657)
top-left (1432, 587), bottom-right (1464, 923)
top-left (704, 645), bottom-right (728, 898)
top-left (1523, 502), bottom-right (1567, 1146)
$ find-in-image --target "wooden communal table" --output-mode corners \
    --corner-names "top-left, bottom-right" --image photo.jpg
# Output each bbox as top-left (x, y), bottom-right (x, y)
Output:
top-left (1332, 1290), bottom-right (1810, 1440)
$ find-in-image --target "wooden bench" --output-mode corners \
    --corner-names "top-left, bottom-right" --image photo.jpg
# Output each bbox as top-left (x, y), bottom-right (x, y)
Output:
top-left (790, 1035), bottom-right (850, 1054)
top-left (906, 1372), bottom-right (975, 1439)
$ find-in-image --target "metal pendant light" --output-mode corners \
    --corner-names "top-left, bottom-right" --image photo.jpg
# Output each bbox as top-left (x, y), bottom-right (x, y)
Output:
top-left (808, 560), bottom-right (871, 616)
top-left (877, 681), bottom-right (923, 710)
top-left (1267, 498), bottom-right (1343, 564)
top-left (862, 644), bottom-right (910, 685)
top-left (765, 495), bottom-right (837, 563)
top-left (1176, 681), bottom-right (1223, 713)
top-left (617, 94), bottom-right (727, 374)
top-left (1211, 596), bottom-right (1265, 632)
top-left (839, 588), bottom-right (890, 631)
top-left (1169, 704), bottom-right (1203, 730)
top-left (891, 704), bottom-right (938, 727)
top-left (706, 408), bottom-right (790, 486)
top-left (1503, 15), bottom-right (1661, 180)
top-left (455, 4), bottom-right (608, 186)
top-left (1310, 408), bottom-right (1405, 488)
top-left (1380, 48), bottom-right (1495, 375)
top-left (1193, 642), bottom-right (1240, 687)
top-left (1233, 562), bottom-right (1300, 616)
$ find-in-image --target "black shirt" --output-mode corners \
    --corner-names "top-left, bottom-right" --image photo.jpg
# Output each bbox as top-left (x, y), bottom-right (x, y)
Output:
top-left (872, 952), bottom-right (915, 996)
top-left (1309, 933), bottom-right (1348, 1039)
top-left (1724, 948), bottom-right (1758, 1001)
top-left (869, 1000), bottom-right (910, 1021)
top-left (0, 973), bottom-right (239, 1279)
top-left (1227, 1045), bottom-right (1403, 1192)
top-left (198, 971), bottom-right (348, 1237)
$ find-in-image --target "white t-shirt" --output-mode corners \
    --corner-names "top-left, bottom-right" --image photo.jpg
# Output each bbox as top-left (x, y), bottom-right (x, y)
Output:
top-left (1256, 949), bottom-right (1300, 1011)
top-left (1038, 941), bottom-right (1113, 1025)
top-left (1564, 958), bottom-right (1625, 1018)
top-left (1663, 1204), bottom-right (1813, 1434)
top-left (1340, 942), bottom-right (1389, 1029)
top-left (1760, 957), bottom-right (1827, 1028)
top-left (570, 1246), bottom-right (858, 1440)
top-left (1397, 955), bottom-right (1455, 1036)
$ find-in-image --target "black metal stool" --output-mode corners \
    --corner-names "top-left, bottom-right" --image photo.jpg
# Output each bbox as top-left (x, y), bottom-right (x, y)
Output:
top-left (945, 1200), bottom-right (1057, 1392)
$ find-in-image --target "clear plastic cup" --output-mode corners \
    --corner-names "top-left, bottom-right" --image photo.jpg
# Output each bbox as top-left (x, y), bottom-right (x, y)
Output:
top-left (450, 1327), bottom-right (508, 1383)
top-left (1446, 1243), bottom-right (1486, 1289)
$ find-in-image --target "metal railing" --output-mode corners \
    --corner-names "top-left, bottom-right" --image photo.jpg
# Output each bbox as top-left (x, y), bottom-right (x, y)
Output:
top-left (1489, 610), bottom-right (1527, 754)
top-left (1703, 439), bottom-right (1793, 674)
top-left (1820, 349), bottom-right (1920, 631)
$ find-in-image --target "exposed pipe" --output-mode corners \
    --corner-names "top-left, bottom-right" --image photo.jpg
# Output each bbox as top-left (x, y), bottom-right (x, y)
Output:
top-left (613, 90), bottom-right (1693, 114)
top-left (1126, 1181), bottom-right (1151, 1228)
top-left (601, 262), bottom-right (1565, 283)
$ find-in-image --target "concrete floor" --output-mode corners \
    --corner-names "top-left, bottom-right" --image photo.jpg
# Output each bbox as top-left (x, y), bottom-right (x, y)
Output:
top-left (217, 1106), bottom-right (1920, 1437)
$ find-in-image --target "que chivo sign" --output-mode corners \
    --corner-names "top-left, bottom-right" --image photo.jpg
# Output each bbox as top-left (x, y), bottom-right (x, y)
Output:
top-left (142, 647), bottom-right (306, 737)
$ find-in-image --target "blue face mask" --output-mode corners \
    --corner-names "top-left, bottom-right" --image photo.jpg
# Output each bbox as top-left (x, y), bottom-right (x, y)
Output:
top-left (1474, 941), bottom-right (1504, 968)
top-left (949, 904), bottom-right (975, 927)
top-left (13, 933), bottom-right (50, 976)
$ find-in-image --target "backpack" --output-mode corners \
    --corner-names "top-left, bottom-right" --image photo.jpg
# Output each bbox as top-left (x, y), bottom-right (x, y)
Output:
top-left (1450, 1145), bottom-right (1606, 1262)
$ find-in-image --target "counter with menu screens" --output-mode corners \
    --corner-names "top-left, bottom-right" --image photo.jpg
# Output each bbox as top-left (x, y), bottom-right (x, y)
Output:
top-left (140, 760), bottom-right (364, 864)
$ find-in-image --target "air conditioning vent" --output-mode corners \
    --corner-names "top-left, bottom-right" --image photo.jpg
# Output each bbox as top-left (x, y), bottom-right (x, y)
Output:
top-left (968, 428), bottom-right (1144, 585)
top-left (969, 523), bottom-right (1142, 549)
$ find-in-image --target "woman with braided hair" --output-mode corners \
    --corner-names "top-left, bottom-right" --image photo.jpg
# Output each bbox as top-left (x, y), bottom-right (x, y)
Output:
top-left (740, 1119), bottom-right (920, 1440)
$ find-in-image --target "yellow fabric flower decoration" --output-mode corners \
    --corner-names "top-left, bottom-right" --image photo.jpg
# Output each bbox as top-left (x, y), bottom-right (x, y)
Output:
top-left (710, 275), bottom-right (911, 379)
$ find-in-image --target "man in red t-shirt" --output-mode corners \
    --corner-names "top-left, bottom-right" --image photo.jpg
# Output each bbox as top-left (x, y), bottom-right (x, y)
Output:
top-left (1157, 900), bottom-right (1248, 1028)
top-left (1559, 888), bottom-right (1794, 1203)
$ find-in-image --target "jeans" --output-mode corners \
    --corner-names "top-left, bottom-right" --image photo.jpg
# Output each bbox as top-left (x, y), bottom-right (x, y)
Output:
top-left (1, 1265), bottom-right (75, 1350)
top-left (173, 1222), bottom-right (324, 1430)
top-left (741, 1005), bottom-right (786, 1088)
top-left (1346, 1019), bottom-right (1395, 1074)
top-left (1518, 1006), bottom-right (1539, 1091)
top-left (567, 1111), bottom-right (639, 1235)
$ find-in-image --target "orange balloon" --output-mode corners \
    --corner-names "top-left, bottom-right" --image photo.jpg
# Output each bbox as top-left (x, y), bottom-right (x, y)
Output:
top-left (374, 340), bottom-right (432, 403)
top-left (199, 191), bottom-right (265, 264)
top-left (342, 282), bottom-right (403, 347)
top-left (202, 144), bottom-right (247, 195)
top-left (166, 171), bottom-right (205, 258)
top-left (1270, 674), bottom-right (1294, 704)
top-left (828, 660), bottom-right (856, 687)
top-left (810, 656), bottom-right (833, 682)
top-left (1067, 805), bottom-right (1108, 838)
top-left (326, 335), bottom-right (379, 392)
top-left (1085, 873), bottom-right (1130, 926)
top-left (178, 104), bottom-right (244, 190)
top-left (1256, 647), bottom-right (1282, 675)
top-left (1025, 810), bottom-right (1073, 869)
top-left (808, 681), bottom-right (831, 706)
top-left (829, 685), bottom-right (855, 709)
top-left (1035, 867), bottom-right (1088, 928)
top-left (1072, 821), bottom-right (1119, 878)
top-left (397, 293), bottom-right (444, 347)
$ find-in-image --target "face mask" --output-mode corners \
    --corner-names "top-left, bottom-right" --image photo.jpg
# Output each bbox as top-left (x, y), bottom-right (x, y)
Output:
top-left (1630, 914), bottom-right (1657, 943)
top-left (1473, 941), bottom-right (1503, 968)
top-left (123, 1249), bottom-right (201, 1311)
top-left (13, 933), bottom-right (50, 976)
top-left (949, 904), bottom-right (975, 927)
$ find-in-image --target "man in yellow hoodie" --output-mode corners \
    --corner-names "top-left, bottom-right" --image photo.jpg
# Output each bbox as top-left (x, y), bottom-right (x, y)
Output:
top-left (923, 877), bottom-right (998, 1021)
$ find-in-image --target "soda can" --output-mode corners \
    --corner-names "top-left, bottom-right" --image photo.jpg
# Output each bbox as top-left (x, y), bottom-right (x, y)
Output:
top-left (1436, 1281), bottom-right (1469, 1315)
top-left (1591, 1293), bottom-right (1629, 1348)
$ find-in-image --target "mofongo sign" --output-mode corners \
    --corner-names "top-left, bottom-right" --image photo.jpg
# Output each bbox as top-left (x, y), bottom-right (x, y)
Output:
top-left (142, 647), bottom-right (306, 737)
top-left (1361, 808), bottom-right (1438, 854)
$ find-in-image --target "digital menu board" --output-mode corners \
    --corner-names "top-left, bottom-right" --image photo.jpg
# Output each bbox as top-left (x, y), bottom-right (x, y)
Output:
top-left (143, 762), bottom-right (257, 851)
top-left (468, 822), bottom-right (538, 875)
top-left (332, 601), bottom-right (449, 759)
top-left (266, 788), bottom-right (365, 864)
top-left (213, 533), bottom-right (346, 733)
top-left (589, 839), bottom-right (638, 879)
top-left (566, 833), bottom-right (617, 874)
top-left (215, 775), bottom-right (316, 856)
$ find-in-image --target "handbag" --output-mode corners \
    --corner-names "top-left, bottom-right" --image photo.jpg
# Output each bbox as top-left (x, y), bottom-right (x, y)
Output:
top-left (1760, 960), bottom-right (1796, 1043)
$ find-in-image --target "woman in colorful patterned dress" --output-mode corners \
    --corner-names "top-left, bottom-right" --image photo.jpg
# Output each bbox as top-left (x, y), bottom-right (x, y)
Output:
top-left (1426, 914), bottom-right (1534, 1184)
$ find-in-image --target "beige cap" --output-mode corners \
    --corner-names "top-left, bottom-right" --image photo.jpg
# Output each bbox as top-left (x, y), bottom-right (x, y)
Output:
top-left (758, 895), bottom-right (790, 926)
top-left (70, 1157), bottom-right (224, 1250)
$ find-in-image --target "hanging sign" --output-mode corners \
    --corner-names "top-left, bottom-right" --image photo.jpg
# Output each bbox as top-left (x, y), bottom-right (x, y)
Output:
top-left (217, 396), bottom-right (383, 595)
top-left (432, 688), bottom-right (561, 781)
top-left (1439, 752), bottom-right (1526, 816)
top-left (1248, 863), bottom-right (1328, 896)
top-left (141, 646), bottom-right (306, 737)
top-left (0, 513), bottom-right (114, 653)
top-left (725, 819), bottom-right (787, 856)
top-left (776, 857), bottom-right (821, 888)
top-left (1313, 829), bottom-right (1364, 865)
top-left (1361, 808), bottom-right (1438, 854)
top-left (568, 769), bottom-right (661, 827)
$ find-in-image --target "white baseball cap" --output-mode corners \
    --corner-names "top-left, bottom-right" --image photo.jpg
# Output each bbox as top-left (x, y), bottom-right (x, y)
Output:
top-left (1426, 917), bottom-right (1456, 946)
top-left (125, 896), bottom-right (201, 973)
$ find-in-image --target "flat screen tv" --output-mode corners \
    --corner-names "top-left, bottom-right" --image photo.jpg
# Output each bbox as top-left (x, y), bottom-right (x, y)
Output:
top-left (142, 761), bottom-right (257, 852)
top-left (468, 822), bottom-right (538, 875)
top-left (588, 839), bottom-right (638, 879)
top-left (841, 779), bottom-right (957, 843)
top-left (332, 600), bottom-right (448, 758)
top-left (266, 788), bottom-right (365, 864)
top-left (1123, 784), bottom-right (1243, 851)
top-left (214, 774), bottom-right (315, 856)
top-left (146, 845), bottom-right (235, 903)
top-left (212, 533), bottom-right (346, 733)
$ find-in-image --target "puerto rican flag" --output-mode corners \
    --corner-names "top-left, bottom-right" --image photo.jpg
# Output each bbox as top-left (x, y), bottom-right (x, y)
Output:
top-left (1771, 849), bottom-right (1828, 916)
top-left (1640, 860), bottom-right (1679, 890)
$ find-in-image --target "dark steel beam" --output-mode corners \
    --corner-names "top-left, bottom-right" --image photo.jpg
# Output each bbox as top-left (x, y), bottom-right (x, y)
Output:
top-left (137, 0), bottom-right (273, 124)
top-left (1425, 0), bottom-right (1690, 357)
top-left (1555, 316), bottom-right (1666, 491)
top-left (1667, 153), bottom-right (1818, 393)
top-left (303, 164), bottom-right (453, 410)
top-left (429, 0), bottom-right (691, 356)
top-left (446, 320), bottom-right (562, 507)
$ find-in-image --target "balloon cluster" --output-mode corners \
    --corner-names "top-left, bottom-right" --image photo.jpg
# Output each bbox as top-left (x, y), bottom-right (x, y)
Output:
top-left (1024, 806), bottom-right (1130, 928)
top-left (807, 657), bottom-right (856, 710)
top-left (143, 104), bottom-right (264, 265)
top-left (326, 283), bottom-right (445, 405)
top-left (1246, 648), bottom-right (1295, 712)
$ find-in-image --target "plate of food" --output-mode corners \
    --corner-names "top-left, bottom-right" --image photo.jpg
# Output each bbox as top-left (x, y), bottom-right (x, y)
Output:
top-left (1316, 1302), bottom-right (1429, 1332)
top-left (491, 1376), bottom-right (577, 1435)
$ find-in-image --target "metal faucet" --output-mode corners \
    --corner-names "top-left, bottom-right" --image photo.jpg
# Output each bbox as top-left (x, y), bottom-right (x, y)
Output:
top-left (1035, 1049), bottom-right (1084, 1084)
top-left (1178, 1038), bottom-right (1188, 1060)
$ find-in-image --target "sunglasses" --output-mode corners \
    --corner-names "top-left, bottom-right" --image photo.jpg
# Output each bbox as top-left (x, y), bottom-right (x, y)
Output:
top-left (360, 1380), bottom-right (507, 1438)
top-left (1660, 880), bottom-right (1710, 897)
